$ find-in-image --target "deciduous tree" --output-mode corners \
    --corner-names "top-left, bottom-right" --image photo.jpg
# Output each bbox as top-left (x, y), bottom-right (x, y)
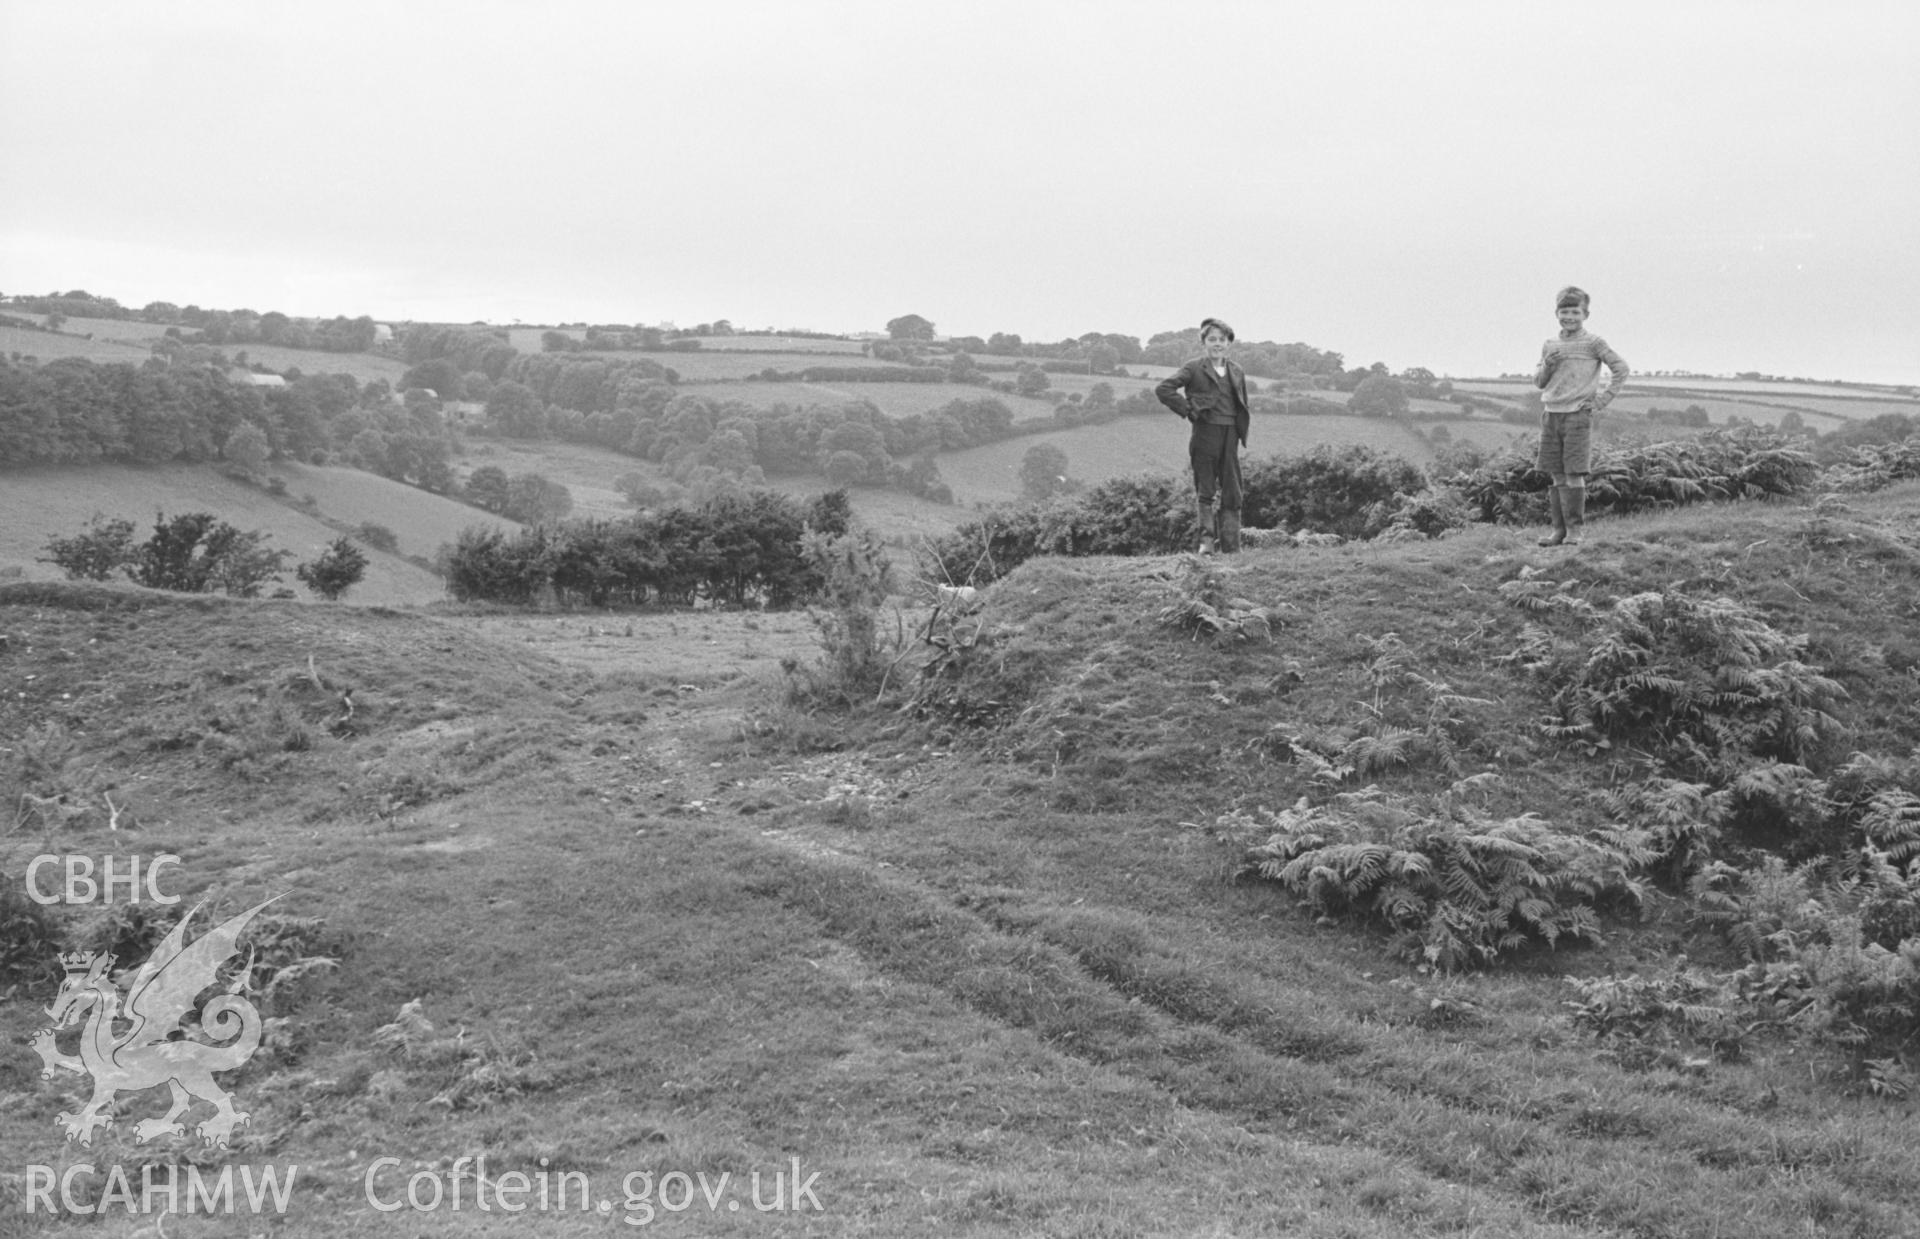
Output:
top-left (1020, 442), bottom-right (1071, 501)
top-left (886, 314), bottom-right (935, 341)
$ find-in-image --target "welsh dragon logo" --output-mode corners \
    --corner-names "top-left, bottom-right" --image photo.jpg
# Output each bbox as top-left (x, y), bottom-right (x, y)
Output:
top-left (31, 897), bottom-right (277, 1148)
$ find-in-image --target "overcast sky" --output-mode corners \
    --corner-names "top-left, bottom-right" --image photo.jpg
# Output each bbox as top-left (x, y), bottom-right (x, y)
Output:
top-left (3, 0), bottom-right (1916, 383)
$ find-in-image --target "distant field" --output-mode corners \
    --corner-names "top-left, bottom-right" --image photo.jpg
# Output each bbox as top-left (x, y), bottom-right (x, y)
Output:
top-left (934, 413), bottom-right (1435, 505)
top-left (1453, 376), bottom-right (1916, 429)
top-left (0, 463), bottom-right (494, 606)
top-left (703, 380), bottom-right (1062, 421)
top-left (233, 342), bottom-right (409, 385)
top-left (1450, 379), bottom-right (1532, 397)
top-left (1634, 377), bottom-right (1914, 398)
top-left (687, 334), bottom-right (867, 353)
top-left (9, 317), bottom-right (412, 385)
top-left (1742, 394), bottom-right (1920, 418)
top-left (1045, 372), bottom-right (1158, 400)
top-left (52, 316), bottom-right (171, 342)
top-left (507, 328), bottom-right (866, 355)
top-left (1605, 394), bottom-right (1849, 432)
top-left (1421, 419), bottom-right (1537, 451)
top-left (456, 438), bottom-right (648, 520)
top-left (760, 476), bottom-right (972, 550)
top-left (0, 323), bottom-right (152, 363)
top-left (659, 351), bottom-right (905, 381)
top-left (269, 459), bottom-right (515, 556)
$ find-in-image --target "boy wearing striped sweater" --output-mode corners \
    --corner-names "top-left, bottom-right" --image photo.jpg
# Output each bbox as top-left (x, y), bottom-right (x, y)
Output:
top-left (1534, 286), bottom-right (1630, 546)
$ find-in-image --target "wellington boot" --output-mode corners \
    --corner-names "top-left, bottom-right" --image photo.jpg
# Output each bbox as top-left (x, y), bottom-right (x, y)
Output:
top-left (1537, 487), bottom-right (1567, 547)
top-left (1218, 509), bottom-right (1242, 554)
top-left (1562, 485), bottom-right (1587, 546)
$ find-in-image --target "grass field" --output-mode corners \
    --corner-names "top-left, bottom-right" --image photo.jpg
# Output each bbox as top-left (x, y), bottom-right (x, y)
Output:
top-left (1633, 377), bottom-right (1916, 398)
top-left (1453, 377), bottom-right (1920, 428)
top-left (1042, 372), bottom-right (1158, 400)
top-left (1603, 394), bottom-right (1851, 432)
top-left (0, 462), bottom-right (507, 606)
top-left (7, 317), bottom-right (412, 387)
top-left (228, 343), bottom-right (409, 386)
top-left (0, 323), bottom-right (154, 364)
top-left (696, 380), bottom-right (1061, 421)
top-left (455, 439), bottom-right (651, 521)
top-left (4, 483), bottom-right (1918, 1236)
top-left (37, 316), bottom-right (171, 343)
top-left (660, 353), bottom-right (910, 381)
top-left (506, 329), bottom-right (868, 355)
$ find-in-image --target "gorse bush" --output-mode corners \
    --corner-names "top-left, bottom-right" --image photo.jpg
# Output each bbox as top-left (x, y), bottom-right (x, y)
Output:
top-left (1237, 776), bottom-right (1651, 971)
top-left (785, 523), bottom-right (900, 707)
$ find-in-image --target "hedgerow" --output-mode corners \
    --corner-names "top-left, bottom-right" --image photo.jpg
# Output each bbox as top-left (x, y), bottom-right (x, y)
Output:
top-left (443, 489), bottom-right (849, 609)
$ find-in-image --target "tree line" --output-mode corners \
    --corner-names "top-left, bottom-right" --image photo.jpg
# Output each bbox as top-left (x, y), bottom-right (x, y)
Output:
top-left (0, 356), bottom-right (458, 490)
top-left (5, 289), bottom-right (381, 354)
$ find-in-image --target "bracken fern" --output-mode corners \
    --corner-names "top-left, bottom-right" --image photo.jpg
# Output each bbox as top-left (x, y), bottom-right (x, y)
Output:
top-left (1237, 778), bottom-right (1651, 971)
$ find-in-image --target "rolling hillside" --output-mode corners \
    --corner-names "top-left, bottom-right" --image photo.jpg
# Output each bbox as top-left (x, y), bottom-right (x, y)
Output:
top-left (0, 462), bottom-right (511, 606)
top-left (4, 483), bottom-right (1918, 1236)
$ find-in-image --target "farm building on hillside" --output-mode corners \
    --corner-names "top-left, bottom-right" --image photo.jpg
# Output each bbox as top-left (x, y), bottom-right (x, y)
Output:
top-left (374, 324), bottom-right (394, 344)
top-left (235, 372), bottom-right (286, 388)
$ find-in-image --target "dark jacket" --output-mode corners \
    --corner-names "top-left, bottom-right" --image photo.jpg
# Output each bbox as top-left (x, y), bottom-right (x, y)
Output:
top-left (1155, 357), bottom-right (1251, 446)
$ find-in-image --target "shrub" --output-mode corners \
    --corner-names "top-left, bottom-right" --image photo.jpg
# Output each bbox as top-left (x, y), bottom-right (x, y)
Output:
top-left (130, 512), bottom-right (291, 597)
top-left (1237, 777), bottom-right (1651, 971)
top-left (43, 511), bottom-right (290, 597)
top-left (442, 490), bottom-right (839, 610)
top-left (1243, 444), bottom-right (1427, 539)
top-left (297, 537), bottom-right (371, 601)
top-left (40, 514), bottom-right (137, 580)
top-left (787, 523), bottom-right (899, 706)
top-left (356, 522), bottom-right (400, 552)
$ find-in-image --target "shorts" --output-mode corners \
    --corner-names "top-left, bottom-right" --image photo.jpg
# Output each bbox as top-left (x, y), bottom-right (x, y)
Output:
top-left (1537, 406), bottom-right (1593, 476)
